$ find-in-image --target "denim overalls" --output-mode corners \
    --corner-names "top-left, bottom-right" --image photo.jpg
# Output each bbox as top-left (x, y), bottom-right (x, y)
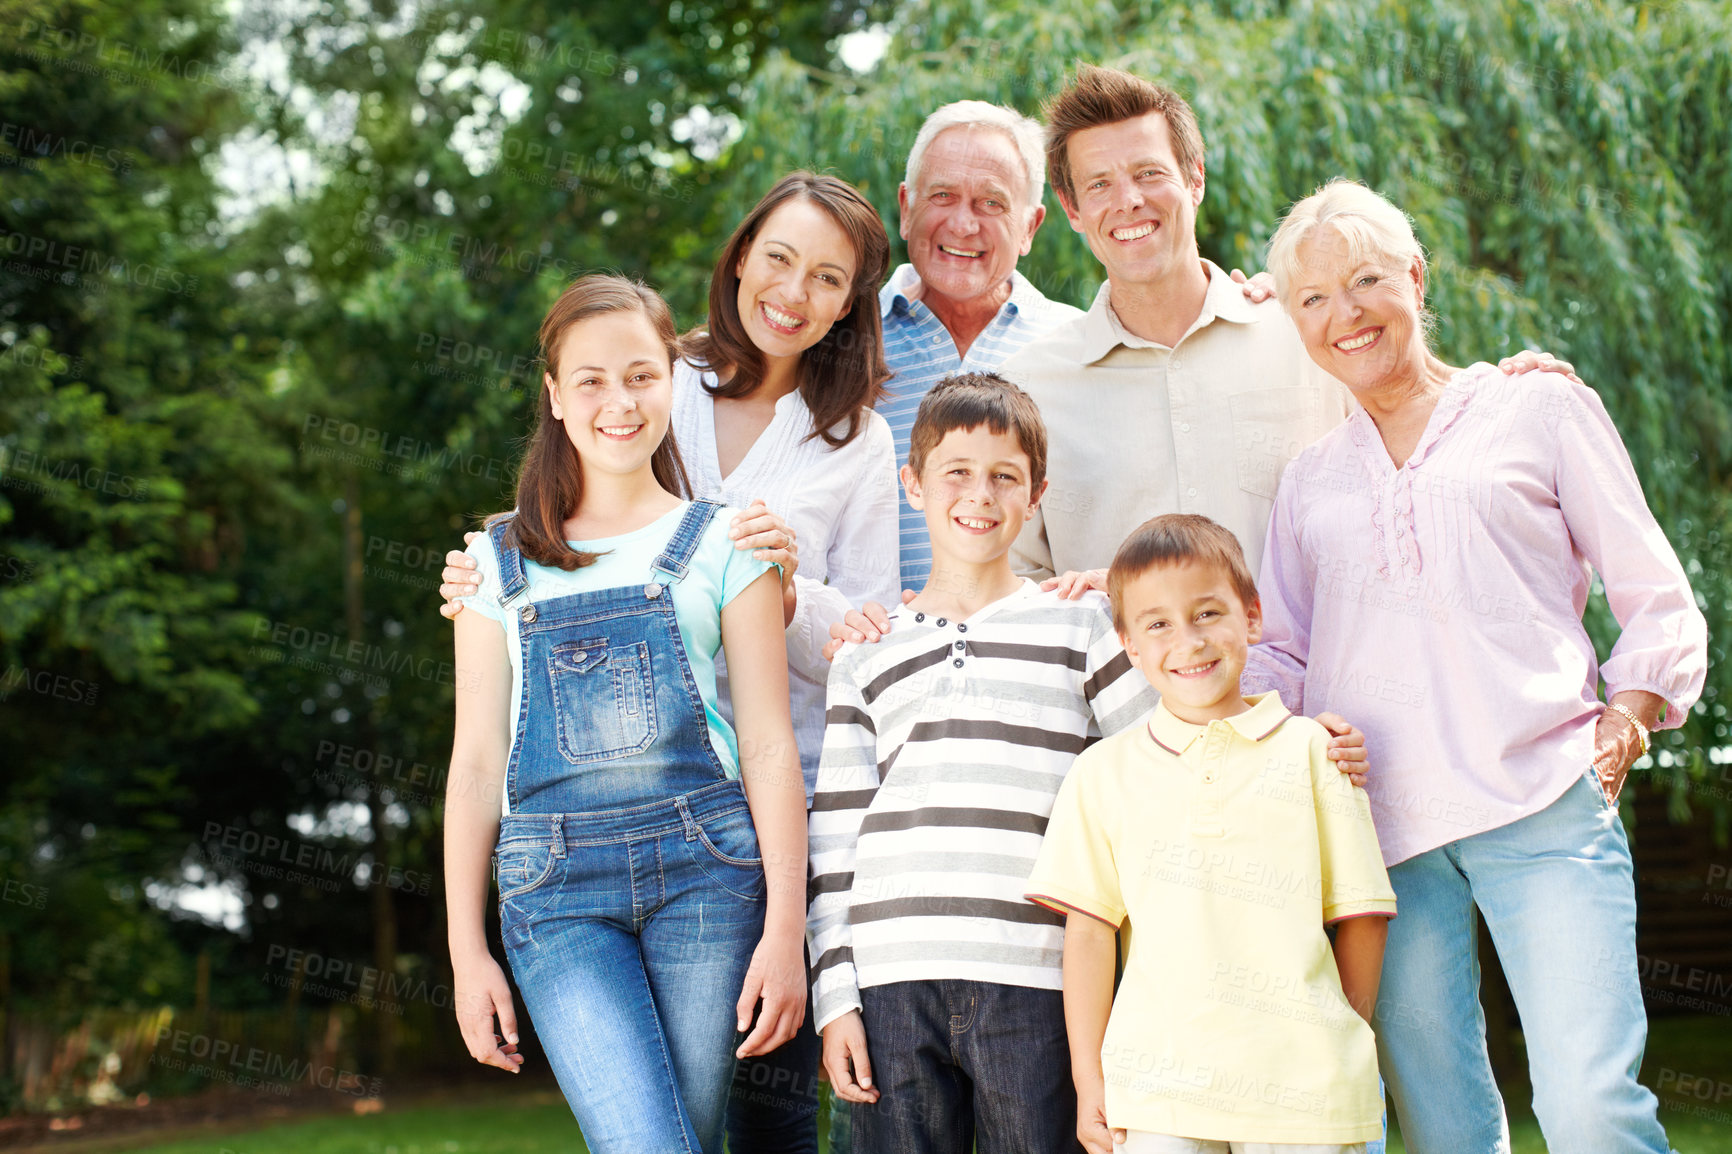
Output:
top-left (489, 502), bottom-right (766, 1154)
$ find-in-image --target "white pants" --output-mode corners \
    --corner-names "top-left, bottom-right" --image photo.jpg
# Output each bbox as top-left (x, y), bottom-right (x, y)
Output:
top-left (1118, 1134), bottom-right (1366, 1154)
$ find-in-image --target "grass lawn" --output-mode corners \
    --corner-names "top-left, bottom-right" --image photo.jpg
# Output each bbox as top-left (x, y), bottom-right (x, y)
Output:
top-left (113, 1016), bottom-right (1729, 1154)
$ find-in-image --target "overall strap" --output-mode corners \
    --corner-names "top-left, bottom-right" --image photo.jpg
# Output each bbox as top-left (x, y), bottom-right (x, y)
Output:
top-left (487, 515), bottom-right (530, 607)
top-left (649, 500), bottom-right (723, 587)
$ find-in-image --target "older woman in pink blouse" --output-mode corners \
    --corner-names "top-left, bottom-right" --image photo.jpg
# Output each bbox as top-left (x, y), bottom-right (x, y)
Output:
top-left (1246, 179), bottom-right (1707, 1154)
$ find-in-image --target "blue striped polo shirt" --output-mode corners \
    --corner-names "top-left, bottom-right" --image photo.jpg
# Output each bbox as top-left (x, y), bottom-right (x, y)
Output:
top-left (878, 264), bottom-right (1085, 590)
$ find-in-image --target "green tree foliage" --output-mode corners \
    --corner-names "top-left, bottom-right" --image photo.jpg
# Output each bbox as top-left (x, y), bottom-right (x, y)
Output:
top-left (0, 0), bottom-right (299, 1023)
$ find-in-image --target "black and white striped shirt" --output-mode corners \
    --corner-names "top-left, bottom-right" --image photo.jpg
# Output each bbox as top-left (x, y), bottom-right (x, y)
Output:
top-left (808, 581), bottom-right (1158, 1030)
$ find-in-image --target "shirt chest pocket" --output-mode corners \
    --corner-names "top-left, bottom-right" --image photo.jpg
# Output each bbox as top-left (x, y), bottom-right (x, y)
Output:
top-left (1230, 388), bottom-right (1320, 500)
top-left (548, 637), bottom-right (659, 765)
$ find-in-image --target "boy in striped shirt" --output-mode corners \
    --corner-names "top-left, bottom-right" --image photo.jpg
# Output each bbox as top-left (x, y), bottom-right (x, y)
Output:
top-left (808, 372), bottom-right (1158, 1154)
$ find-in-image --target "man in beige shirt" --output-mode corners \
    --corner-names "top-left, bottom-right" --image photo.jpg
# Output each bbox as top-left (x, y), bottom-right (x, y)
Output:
top-left (1002, 65), bottom-right (1571, 583)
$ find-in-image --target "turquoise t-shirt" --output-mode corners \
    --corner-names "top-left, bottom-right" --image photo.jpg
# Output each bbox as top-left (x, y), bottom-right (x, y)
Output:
top-left (457, 503), bottom-right (774, 797)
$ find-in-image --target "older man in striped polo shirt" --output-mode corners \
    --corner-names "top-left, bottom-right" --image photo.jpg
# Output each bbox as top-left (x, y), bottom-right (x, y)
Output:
top-left (876, 100), bottom-right (1083, 591)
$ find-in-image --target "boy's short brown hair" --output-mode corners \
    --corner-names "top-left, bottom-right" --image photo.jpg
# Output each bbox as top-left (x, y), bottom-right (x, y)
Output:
top-left (1108, 514), bottom-right (1259, 633)
top-left (1043, 65), bottom-right (1205, 212)
top-left (907, 372), bottom-right (1048, 490)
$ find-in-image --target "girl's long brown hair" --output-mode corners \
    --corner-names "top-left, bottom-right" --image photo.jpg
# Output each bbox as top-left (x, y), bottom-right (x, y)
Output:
top-left (488, 275), bottom-right (691, 570)
top-left (683, 172), bottom-right (891, 449)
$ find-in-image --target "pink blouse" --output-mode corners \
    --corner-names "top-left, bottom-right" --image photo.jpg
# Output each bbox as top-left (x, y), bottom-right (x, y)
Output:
top-left (1245, 364), bottom-right (1707, 866)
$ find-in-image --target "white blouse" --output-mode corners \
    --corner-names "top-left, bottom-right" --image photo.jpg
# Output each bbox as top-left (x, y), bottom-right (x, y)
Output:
top-left (671, 359), bottom-right (902, 797)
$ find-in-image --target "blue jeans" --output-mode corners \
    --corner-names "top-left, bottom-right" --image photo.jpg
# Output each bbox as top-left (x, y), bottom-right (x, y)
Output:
top-left (498, 786), bottom-right (765, 1153)
top-left (852, 980), bottom-right (1079, 1154)
top-left (1374, 770), bottom-right (1671, 1154)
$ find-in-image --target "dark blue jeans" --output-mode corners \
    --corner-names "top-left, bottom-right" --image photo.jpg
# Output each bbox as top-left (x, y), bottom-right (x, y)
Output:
top-left (853, 980), bottom-right (1080, 1154)
top-left (726, 985), bottom-right (821, 1153)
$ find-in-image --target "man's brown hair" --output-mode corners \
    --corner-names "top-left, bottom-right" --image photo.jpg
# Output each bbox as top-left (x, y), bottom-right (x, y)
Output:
top-left (1108, 514), bottom-right (1258, 633)
top-left (1043, 65), bottom-right (1205, 211)
top-left (907, 372), bottom-right (1048, 491)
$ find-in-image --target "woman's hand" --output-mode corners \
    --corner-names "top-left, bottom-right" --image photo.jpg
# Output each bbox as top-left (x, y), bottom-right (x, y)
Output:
top-left (822, 591), bottom-right (917, 660)
top-left (1592, 692), bottom-right (1663, 804)
top-left (451, 948), bottom-right (524, 1073)
top-left (734, 925), bottom-right (807, 1059)
top-left (730, 499), bottom-right (799, 625)
top-left (1314, 713), bottom-right (1369, 787)
top-left (439, 533), bottom-right (483, 620)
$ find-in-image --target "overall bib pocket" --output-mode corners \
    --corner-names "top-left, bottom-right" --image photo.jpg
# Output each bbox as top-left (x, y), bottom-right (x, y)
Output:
top-left (548, 637), bottom-right (659, 764)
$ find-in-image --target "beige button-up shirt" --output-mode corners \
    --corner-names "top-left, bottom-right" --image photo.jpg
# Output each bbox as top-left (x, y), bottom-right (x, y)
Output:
top-left (1001, 260), bottom-right (1353, 579)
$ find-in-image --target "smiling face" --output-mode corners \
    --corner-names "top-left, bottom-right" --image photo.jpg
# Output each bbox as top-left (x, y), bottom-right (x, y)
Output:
top-left (902, 423), bottom-right (1046, 572)
top-left (544, 309), bottom-right (674, 483)
top-left (900, 126), bottom-right (1044, 310)
top-left (1059, 111), bottom-right (1203, 291)
top-left (1287, 228), bottom-right (1428, 398)
top-left (1118, 559), bottom-right (1261, 724)
top-left (733, 196), bottom-right (858, 364)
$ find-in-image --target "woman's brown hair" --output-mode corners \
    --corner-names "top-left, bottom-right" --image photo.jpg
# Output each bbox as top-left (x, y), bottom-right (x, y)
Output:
top-left (684, 172), bottom-right (891, 449)
top-left (488, 274), bottom-right (691, 570)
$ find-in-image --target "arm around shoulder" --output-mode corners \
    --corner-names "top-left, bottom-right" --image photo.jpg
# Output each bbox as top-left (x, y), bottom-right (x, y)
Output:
top-left (786, 414), bottom-right (902, 680)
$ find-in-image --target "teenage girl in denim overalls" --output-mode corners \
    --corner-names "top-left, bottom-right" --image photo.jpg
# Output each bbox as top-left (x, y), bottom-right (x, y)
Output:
top-left (445, 274), bottom-right (808, 1153)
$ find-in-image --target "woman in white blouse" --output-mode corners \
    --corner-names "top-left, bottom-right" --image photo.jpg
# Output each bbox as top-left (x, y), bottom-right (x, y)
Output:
top-left (673, 171), bottom-right (897, 1154)
top-left (673, 171), bottom-right (900, 808)
top-left (441, 171), bottom-right (899, 1154)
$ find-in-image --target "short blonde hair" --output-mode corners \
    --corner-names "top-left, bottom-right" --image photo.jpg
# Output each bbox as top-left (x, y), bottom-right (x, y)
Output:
top-left (1266, 178), bottom-right (1427, 307)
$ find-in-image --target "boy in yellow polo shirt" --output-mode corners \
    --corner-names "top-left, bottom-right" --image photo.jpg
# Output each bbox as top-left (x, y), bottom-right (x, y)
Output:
top-left (1025, 514), bottom-right (1395, 1154)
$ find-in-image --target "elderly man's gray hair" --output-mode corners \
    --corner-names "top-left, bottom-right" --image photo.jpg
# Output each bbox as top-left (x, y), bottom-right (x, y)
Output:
top-left (903, 100), bottom-right (1046, 212)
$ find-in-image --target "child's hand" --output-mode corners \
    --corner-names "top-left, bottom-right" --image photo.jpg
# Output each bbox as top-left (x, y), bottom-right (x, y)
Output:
top-left (734, 928), bottom-right (806, 1058)
top-left (1041, 569), bottom-right (1107, 600)
top-left (451, 948), bottom-right (524, 1073)
top-left (1315, 712), bottom-right (1368, 788)
top-left (820, 1010), bottom-right (880, 1104)
top-left (1075, 1078), bottom-right (1123, 1154)
top-left (438, 532), bottom-right (483, 620)
top-left (822, 591), bottom-right (916, 660)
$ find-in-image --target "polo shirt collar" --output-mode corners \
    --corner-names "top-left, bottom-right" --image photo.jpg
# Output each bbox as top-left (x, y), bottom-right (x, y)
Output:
top-left (878, 263), bottom-right (1034, 322)
top-left (1076, 258), bottom-right (1259, 364)
top-left (1145, 691), bottom-right (1291, 755)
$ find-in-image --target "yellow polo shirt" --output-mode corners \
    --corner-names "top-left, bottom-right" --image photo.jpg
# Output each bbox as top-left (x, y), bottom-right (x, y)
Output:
top-left (1025, 693), bottom-right (1395, 1144)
